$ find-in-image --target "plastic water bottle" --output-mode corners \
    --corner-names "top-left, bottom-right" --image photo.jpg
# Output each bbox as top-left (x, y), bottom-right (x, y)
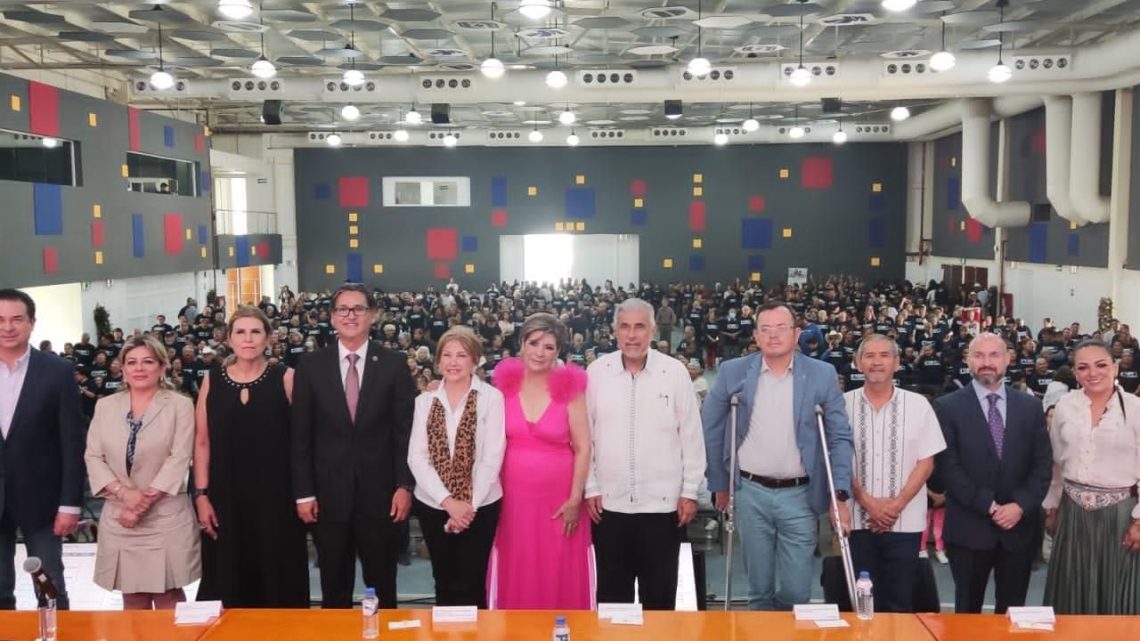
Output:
top-left (362, 587), bottom-right (379, 639)
top-left (552, 615), bottom-right (570, 641)
top-left (855, 571), bottom-right (874, 621)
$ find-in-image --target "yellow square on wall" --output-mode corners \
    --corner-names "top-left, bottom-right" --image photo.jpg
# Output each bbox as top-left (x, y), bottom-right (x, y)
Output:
top-left (575, 175), bottom-right (585, 185)
top-left (555, 222), bottom-right (565, 231)
top-left (693, 173), bottom-right (703, 184)
top-left (88, 112), bottom-right (98, 127)
top-left (251, 245), bottom-right (258, 256)
top-left (575, 222), bottom-right (585, 231)
top-left (1070, 221), bottom-right (1078, 230)
top-left (349, 238), bottom-right (359, 249)
top-left (779, 168), bottom-right (790, 179)
top-left (349, 225), bottom-right (359, 235)
top-left (960, 221), bottom-right (966, 231)
top-left (693, 186), bottom-right (703, 197)
top-left (465, 263), bottom-right (475, 274)
top-left (663, 258), bottom-right (674, 269)
top-left (94, 251), bottom-right (104, 265)
top-left (871, 257), bottom-right (881, 267)
top-left (121, 165), bottom-right (129, 177)
top-left (200, 247), bottom-right (207, 258)
top-left (227, 246), bottom-right (235, 257)
top-left (185, 228), bottom-right (192, 240)
top-left (751, 272), bottom-right (761, 282)
top-left (528, 186), bottom-right (538, 196)
top-left (633, 198), bottom-right (644, 208)
top-left (692, 238), bottom-right (702, 249)
top-left (950, 157), bottom-right (958, 168)
top-left (92, 204), bottom-right (101, 219)
top-left (325, 264), bottom-right (336, 275)
top-left (10, 95), bottom-right (20, 111)
top-left (872, 182), bottom-right (883, 193)
top-left (373, 264), bottom-right (384, 274)
top-left (782, 228), bottom-right (793, 238)
top-left (348, 212), bottom-right (358, 222)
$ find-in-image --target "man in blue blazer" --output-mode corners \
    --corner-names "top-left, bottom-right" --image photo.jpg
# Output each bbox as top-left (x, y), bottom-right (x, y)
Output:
top-left (933, 332), bottom-right (1051, 614)
top-left (703, 301), bottom-right (854, 610)
top-left (0, 289), bottom-right (86, 609)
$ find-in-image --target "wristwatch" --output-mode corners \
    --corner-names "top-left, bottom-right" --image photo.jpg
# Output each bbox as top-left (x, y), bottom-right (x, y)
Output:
top-left (192, 488), bottom-right (209, 499)
top-left (834, 490), bottom-right (850, 502)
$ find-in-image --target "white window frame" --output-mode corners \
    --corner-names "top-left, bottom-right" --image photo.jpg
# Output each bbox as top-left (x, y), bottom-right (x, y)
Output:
top-left (381, 176), bottom-right (470, 207)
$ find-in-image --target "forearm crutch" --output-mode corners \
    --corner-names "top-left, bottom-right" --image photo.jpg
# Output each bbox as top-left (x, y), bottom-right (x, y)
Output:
top-left (723, 394), bottom-right (739, 611)
top-left (815, 404), bottom-right (857, 609)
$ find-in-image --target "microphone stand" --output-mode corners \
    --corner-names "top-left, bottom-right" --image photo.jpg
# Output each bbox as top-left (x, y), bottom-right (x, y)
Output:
top-left (816, 405), bottom-right (856, 610)
top-left (723, 394), bottom-right (739, 611)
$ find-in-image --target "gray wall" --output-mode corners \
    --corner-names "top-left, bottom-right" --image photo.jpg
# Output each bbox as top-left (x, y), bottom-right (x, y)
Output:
top-left (930, 128), bottom-right (998, 260)
top-left (1129, 86), bottom-right (1140, 269)
top-left (293, 143), bottom-right (908, 291)
top-left (0, 72), bottom-right (214, 288)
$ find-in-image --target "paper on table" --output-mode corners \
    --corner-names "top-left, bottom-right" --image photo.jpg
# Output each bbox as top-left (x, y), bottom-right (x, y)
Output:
top-left (815, 619), bottom-right (851, 629)
top-left (611, 612), bottom-right (645, 626)
top-left (1008, 607), bottom-right (1055, 625)
top-left (174, 601), bottom-right (221, 625)
top-left (431, 606), bottom-right (477, 623)
top-left (388, 620), bottom-right (423, 630)
top-left (793, 603), bottom-right (841, 621)
top-left (598, 603), bottom-right (643, 620)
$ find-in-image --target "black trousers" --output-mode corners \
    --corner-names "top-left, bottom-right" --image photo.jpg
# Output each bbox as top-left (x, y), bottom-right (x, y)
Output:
top-left (849, 531), bottom-right (922, 613)
top-left (414, 499), bottom-right (500, 608)
top-left (593, 510), bottom-right (681, 610)
top-left (948, 543), bottom-right (1034, 614)
top-left (314, 506), bottom-right (399, 609)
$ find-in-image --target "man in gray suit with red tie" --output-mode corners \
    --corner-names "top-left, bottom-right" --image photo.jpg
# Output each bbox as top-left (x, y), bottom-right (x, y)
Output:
top-left (0, 289), bottom-right (86, 609)
top-left (934, 333), bottom-right (1052, 614)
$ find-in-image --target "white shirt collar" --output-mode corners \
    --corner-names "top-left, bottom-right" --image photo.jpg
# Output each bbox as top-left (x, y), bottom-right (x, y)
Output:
top-left (1, 345), bottom-right (32, 372)
top-left (761, 355), bottom-right (794, 374)
top-left (971, 379), bottom-right (1006, 404)
top-left (432, 376), bottom-right (481, 402)
top-left (337, 340), bottom-right (369, 363)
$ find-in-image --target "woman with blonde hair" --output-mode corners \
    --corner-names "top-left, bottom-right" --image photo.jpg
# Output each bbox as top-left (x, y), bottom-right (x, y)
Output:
top-left (193, 305), bottom-right (308, 607)
top-left (84, 336), bottom-right (199, 609)
top-left (408, 326), bottom-right (505, 607)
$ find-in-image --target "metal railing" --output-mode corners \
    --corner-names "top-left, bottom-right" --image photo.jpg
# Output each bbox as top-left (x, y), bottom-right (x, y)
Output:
top-left (215, 208), bottom-right (278, 235)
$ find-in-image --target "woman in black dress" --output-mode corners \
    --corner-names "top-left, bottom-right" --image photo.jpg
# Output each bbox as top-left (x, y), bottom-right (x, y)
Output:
top-left (192, 306), bottom-right (310, 607)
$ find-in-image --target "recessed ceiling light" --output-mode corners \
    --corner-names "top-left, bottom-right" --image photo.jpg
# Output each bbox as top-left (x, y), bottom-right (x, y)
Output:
top-left (545, 69), bottom-right (568, 89)
top-left (881, 0), bottom-right (917, 11)
top-left (930, 50), bottom-right (956, 72)
top-left (442, 133), bottom-right (458, 147)
top-left (687, 56), bottom-right (711, 77)
top-left (528, 129), bottom-right (544, 143)
top-left (890, 106), bottom-right (911, 121)
top-left (149, 69), bottom-right (175, 90)
top-left (341, 104), bottom-right (361, 121)
top-left (250, 56), bottom-right (276, 79)
top-left (788, 126), bottom-right (805, 139)
top-left (789, 65), bottom-right (812, 87)
top-left (326, 133), bottom-right (342, 147)
top-left (988, 62), bottom-right (1012, 83)
top-left (218, 0), bottom-right (253, 20)
top-left (481, 57), bottom-right (505, 79)
top-left (393, 129), bottom-right (409, 142)
top-left (558, 110), bottom-right (576, 125)
top-left (513, 100), bottom-right (527, 106)
top-left (742, 118), bottom-right (760, 132)
top-left (833, 130), bottom-right (848, 144)
top-left (343, 68), bottom-right (365, 86)
top-left (566, 132), bottom-right (580, 146)
top-left (405, 109), bottom-right (423, 125)
top-left (519, 0), bottom-right (552, 20)
top-left (713, 132), bottom-right (728, 146)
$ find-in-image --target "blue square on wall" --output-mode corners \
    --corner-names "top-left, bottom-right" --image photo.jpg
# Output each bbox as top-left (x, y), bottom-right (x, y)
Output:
top-left (630, 209), bottom-right (648, 226)
top-left (314, 183), bottom-right (332, 200)
top-left (946, 177), bottom-right (961, 211)
top-left (33, 183), bottom-right (63, 236)
top-left (346, 253), bottom-right (363, 283)
top-left (131, 214), bottom-right (145, 258)
top-left (689, 255), bottom-right (706, 272)
top-left (565, 187), bottom-right (596, 219)
top-left (491, 176), bottom-right (508, 207)
top-left (198, 224), bottom-right (208, 244)
top-left (748, 255), bottom-right (765, 271)
top-left (868, 217), bottom-right (886, 249)
top-left (163, 126), bottom-right (175, 148)
top-left (1028, 222), bottom-right (1048, 264)
top-left (461, 235), bottom-right (478, 252)
top-left (869, 192), bottom-right (886, 214)
top-left (741, 218), bottom-right (773, 249)
top-left (1067, 232), bottom-right (1079, 257)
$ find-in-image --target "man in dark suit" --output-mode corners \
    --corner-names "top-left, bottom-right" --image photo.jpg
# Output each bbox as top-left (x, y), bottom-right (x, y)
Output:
top-left (0, 289), bottom-right (86, 609)
top-left (292, 283), bottom-right (416, 608)
top-left (933, 332), bottom-right (1052, 614)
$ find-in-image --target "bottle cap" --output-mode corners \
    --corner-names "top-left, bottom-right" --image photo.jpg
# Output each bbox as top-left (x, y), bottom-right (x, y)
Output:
top-left (555, 615), bottom-right (566, 625)
top-left (364, 587), bottom-right (376, 597)
top-left (859, 571), bottom-right (870, 579)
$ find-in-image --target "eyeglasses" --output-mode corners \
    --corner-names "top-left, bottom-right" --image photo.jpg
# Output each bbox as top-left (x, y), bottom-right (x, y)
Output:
top-left (757, 325), bottom-right (794, 336)
top-left (334, 305), bottom-right (369, 317)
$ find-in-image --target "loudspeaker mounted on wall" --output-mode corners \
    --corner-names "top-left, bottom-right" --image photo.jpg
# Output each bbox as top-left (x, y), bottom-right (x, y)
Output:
top-left (262, 99), bottom-right (283, 126)
top-left (431, 103), bottom-right (451, 125)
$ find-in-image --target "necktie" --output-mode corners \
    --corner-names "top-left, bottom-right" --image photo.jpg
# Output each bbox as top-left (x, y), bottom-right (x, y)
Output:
top-left (345, 353), bottom-right (360, 423)
top-left (986, 393), bottom-right (1004, 458)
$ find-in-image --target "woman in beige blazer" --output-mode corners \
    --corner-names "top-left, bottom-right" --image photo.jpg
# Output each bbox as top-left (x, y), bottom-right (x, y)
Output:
top-left (85, 335), bottom-right (200, 609)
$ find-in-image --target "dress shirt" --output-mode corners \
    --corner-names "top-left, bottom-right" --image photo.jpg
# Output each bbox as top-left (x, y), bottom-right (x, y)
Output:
top-left (738, 358), bottom-right (807, 479)
top-left (407, 377), bottom-right (506, 510)
top-left (338, 340), bottom-right (369, 388)
top-left (585, 349), bottom-right (706, 514)
top-left (844, 387), bottom-right (946, 532)
top-left (1044, 389), bottom-right (1140, 519)
top-left (0, 346), bottom-right (79, 514)
top-left (971, 379), bottom-right (1006, 425)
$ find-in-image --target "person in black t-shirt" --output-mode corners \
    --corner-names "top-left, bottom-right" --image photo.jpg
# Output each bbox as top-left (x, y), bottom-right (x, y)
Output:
top-left (1026, 357), bottom-right (1056, 398)
top-left (914, 343), bottom-right (945, 396)
top-left (73, 333), bottom-right (95, 366)
top-left (100, 361), bottom-right (126, 396)
top-left (88, 351), bottom-right (110, 382)
top-left (428, 308), bottom-right (449, 343)
top-left (76, 367), bottom-right (98, 420)
top-left (284, 331), bottom-right (307, 368)
top-left (1117, 350), bottom-right (1140, 393)
top-left (841, 360), bottom-right (866, 392)
top-left (151, 314), bottom-right (174, 336)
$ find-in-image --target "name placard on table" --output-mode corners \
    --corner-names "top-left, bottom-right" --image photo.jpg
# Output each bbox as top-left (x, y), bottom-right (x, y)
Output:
top-left (174, 600), bottom-right (221, 625)
top-left (598, 603), bottom-right (644, 625)
top-left (793, 603), bottom-right (848, 628)
top-left (431, 606), bottom-right (478, 624)
top-left (1008, 606), bottom-right (1055, 631)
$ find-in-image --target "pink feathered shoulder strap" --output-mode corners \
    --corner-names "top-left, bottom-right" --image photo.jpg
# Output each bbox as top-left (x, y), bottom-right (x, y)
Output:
top-left (548, 363), bottom-right (587, 404)
top-left (491, 357), bottom-right (525, 396)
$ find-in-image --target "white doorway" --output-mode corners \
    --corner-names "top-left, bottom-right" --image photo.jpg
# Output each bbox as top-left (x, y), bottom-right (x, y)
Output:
top-left (500, 234), bottom-right (639, 286)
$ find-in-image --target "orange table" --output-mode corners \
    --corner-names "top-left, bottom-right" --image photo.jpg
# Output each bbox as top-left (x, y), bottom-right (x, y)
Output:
top-left (918, 613), bottom-right (1140, 641)
top-left (0, 610), bottom-right (215, 641)
top-left (200, 609), bottom-right (935, 641)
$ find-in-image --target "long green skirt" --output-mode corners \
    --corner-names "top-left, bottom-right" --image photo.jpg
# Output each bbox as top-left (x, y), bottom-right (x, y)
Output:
top-left (1043, 494), bottom-right (1140, 614)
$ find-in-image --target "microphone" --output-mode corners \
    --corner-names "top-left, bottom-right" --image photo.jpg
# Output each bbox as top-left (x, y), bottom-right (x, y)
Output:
top-left (23, 557), bottom-right (59, 601)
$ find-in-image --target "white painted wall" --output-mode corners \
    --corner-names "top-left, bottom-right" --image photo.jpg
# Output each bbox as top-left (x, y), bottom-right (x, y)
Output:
top-left (23, 283), bottom-right (83, 350)
top-left (79, 272), bottom-right (215, 338)
top-left (268, 147), bottom-right (298, 292)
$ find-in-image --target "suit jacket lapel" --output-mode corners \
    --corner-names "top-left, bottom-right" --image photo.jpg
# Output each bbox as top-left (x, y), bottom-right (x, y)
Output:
top-left (792, 352), bottom-right (809, 429)
top-left (354, 342), bottom-right (381, 422)
top-left (740, 355), bottom-right (762, 442)
top-left (6, 349), bottom-right (41, 441)
top-left (141, 391), bottom-right (171, 429)
top-left (326, 346), bottom-right (354, 426)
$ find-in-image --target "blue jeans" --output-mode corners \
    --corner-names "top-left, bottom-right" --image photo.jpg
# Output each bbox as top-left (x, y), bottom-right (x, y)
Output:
top-left (0, 511), bottom-right (69, 610)
top-left (848, 530), bottom-right (921, 613)
top-left (734, 481), bottom-right (817, 610)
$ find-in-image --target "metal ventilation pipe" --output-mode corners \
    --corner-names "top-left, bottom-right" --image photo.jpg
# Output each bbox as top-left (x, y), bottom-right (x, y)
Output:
top-left (1070, 92), bottom-right (1111, 224)
top-left (1044, 96), bottom-right (1083, 225)
top-left (960, 99), bottom-right (1031, 228)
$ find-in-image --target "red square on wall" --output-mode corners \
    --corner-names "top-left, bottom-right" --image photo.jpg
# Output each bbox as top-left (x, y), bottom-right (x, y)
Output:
top-left (28, 81), bottom-right (60, 138)
top-left (801, 156), bottom-right (834, 190)
top-left (42, 247), bottom-right (59, 274)
top-left (91, 221), bottom-right (105, 247)
top-left (965, 217), bottom-right (984, 244)
top-left (195, 133), bottom-right (206, 154)
top-left (163, 213), bottom-right (184, 255)
top-left (630, 179), bottom-right (647, 198)
top-left (257, 241), bottom-right (270, 259)
top-left (434, 263), bottom-right (451, 279)
top-left (748, 195), bottom-right (766, 213)
top-left (689, 201), bottom-right (707, 232)
top-left (491, 209), bottom-right (509, 228)
top-left (338, 176), bottom-right (370, 208)
top-left (426, 228), bottom-right (459, 260)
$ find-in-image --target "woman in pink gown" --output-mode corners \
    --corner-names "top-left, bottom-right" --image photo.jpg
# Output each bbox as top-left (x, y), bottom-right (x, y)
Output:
top-left (487, 313), bottom-right (593, 609)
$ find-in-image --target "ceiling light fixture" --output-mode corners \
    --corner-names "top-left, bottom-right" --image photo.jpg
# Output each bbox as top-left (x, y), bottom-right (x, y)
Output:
top-left (513, 100), bottom-right (527, 106)
top-left (443, 132), bottom-right (458, 147)
top-left (713, 132), bottom-right (728, 146)
top-left (989, 0), bottom-right (1012, 83)
top-left (393, 129), bottom-right (409, 142)
top-left (742, 103), bottom-right (759, 132)
top-left (149, 19), bottom-right (175, 90)
top-left (326, 133), bottom-right (342, 147)
top-left (687, 0), bottom-right (711, 77)
top-left (929, 11), bottom-right (956, 72)
top-left (218, 0), bottom-right (253, 20)
top-left (545, 69), bottom-right (568, 89)
top-left (559, 107), bottom-right (576, 126)
top-left (342, 2), bottom-right (365, 87)
top-left (405, 107), bottom-right (423, 125)
top-left (789, 11), bottom-right (811, 87)
top-left (41, 137), bottom-right (59, 149)
top-left (832, 129), bottom-right (847, 145)
top-left (481, 3), bottom-right (505, 79)
top-left (528, 127), bottom-right (544, 143)
top-left (880, 0), bottom-right (917, 12)
top-left (890, 106), bottom-right (911, 121)
top-left (341, 104), bottom-right (361, 121)
top-left (250, 2), bottom-right (276, 78)
top-left (788, 105), bottom-right (805, 139)
top-left (519, 0), bottom-right (551, 20)
top-left (566, 131), bottom-right (580, 146)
